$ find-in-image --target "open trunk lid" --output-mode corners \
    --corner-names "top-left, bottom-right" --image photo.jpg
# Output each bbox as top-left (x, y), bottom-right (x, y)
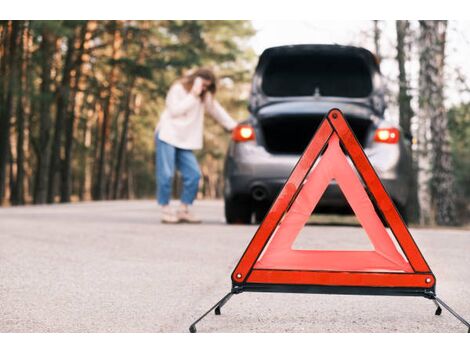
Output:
top-left (249, 45), bottom-right (384, 113)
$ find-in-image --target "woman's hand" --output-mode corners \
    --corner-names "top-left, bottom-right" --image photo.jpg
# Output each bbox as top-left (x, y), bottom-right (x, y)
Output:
top-left (191, 77), bottom-right (204, 97)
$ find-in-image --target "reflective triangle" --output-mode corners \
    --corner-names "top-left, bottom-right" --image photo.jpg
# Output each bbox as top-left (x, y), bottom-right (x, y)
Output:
top-left (231, 109), bottom-right (434, 290)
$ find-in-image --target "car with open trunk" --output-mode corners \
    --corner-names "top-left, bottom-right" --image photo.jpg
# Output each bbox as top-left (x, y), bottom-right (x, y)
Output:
top-left (223, 44), bottom-right (412, 224)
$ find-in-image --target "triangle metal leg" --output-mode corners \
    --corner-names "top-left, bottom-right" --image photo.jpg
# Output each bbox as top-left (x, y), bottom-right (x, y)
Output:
top-left (214, 292), bottom-right (234, 316)
top-left (189, 291), bottom-right (235, 333)
top-left (428, 293), bottom-right (470, 333)
top-left (432, 298), bottom-right (442, 316)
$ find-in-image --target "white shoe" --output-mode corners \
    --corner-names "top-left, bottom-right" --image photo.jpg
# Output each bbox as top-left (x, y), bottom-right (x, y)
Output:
top-left (177, 207), bottom-right (201, 224)
top-left (161, 206), bottom-right (179, 224)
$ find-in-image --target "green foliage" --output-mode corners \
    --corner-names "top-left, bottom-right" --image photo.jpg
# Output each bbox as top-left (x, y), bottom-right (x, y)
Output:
top-left (0, 20), bottom-right (257, 204)
top-left (448, 104), bottom-right (470, 203)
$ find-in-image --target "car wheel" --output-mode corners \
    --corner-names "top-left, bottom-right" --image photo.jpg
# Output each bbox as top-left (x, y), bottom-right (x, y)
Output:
top-left (374, 200), bottom-right (408, 227)
top-left (225, 197), bottom-right (252, 224)
top-left (254, 201), bottom-right (271, 224)
top-left (395, 201), bottom-right (409, 225)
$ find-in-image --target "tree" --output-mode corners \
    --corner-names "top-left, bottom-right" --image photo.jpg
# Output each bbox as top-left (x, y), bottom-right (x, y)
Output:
top-left (11, 21), bottom-right (28, 205)
top-left (448, 103), bottom-right (470, 221)
top-left (34, 23), bottom-right (57, 204)
top-left (47, 22), bottom-right (77, 203)
top-left (396, 20), bottom-right (418, 222)
top-left (0, 21), bottom-right (21, 203)
top-left (93, 21), bottom-right (122, 200)
top-left (396, 21), bottom-right (413, 138)
top-left (60, 21), bottom-right (90, 203)
top-left (417, 20), bottom-right (458, 225)
top-left (373, 20), bottom-right (382, 62)
top-left (0, 20), bottom-right (256, 206)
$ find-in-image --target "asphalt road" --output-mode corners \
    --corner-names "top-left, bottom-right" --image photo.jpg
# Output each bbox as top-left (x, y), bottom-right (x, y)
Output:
top-left (1, 200), bottom-right (469, 332)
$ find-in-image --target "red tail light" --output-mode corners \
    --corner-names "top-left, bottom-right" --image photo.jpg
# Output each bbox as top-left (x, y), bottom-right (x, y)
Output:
top-left (232, 125), bottom-right (255, 142)
top-left (374, 127), bottom-right (400, 144)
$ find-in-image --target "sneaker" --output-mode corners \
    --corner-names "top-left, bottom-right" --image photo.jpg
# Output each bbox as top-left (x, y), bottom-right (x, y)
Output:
top-left (177, 208), bottom-right (201, 224)
top-left (161, 206), bottom-right (179, 224)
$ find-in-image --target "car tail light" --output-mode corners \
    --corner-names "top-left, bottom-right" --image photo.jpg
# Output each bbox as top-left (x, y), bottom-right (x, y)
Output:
top-left (374, 127), bottom-right (400, 144)
top-left (232, 125), bottom-right (255, 142)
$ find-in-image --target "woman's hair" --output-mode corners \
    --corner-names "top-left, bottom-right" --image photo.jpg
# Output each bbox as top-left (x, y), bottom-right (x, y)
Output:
top-left (181, 68), bottom-right (217, 97)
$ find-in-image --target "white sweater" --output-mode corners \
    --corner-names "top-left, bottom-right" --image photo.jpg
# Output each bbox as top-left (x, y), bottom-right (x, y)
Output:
top-left (156, 82), bottom-right (238, 150)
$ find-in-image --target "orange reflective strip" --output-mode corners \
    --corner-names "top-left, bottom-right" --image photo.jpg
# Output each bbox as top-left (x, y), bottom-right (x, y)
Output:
top-left (247, 269), bottom-right (435, 288)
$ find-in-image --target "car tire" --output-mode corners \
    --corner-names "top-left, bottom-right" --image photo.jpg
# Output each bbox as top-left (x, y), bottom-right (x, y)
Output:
top-left (395, 201), bottom-right (409, 225)
top-left (254, 201), bottom-right (271, 224)
top-left (375, 200), bottom-right (408, 227)
top-left (225, 197), bottom-right (252, 224)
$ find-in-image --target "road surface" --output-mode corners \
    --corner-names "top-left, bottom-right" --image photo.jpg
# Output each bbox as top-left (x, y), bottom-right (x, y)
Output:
top-left (1, 200), bottom-right (469, 332)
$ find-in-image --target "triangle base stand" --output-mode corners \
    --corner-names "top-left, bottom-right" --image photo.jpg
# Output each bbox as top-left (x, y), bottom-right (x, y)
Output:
top-left (188, 285), bottom-right (470, 333)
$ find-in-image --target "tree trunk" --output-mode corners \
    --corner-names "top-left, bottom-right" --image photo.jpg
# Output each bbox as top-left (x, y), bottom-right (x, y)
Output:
top-left (8, 142), bottom-right (15, 201)
top-left (417, 22), bottom-right (436, 225)
top-left (23, 24), bottom-right (34, 203)
top-left (34, 28), bottom-right (56, 204)
top-left (94, 23), bottom-right (121, 200)
top-left (61, 22), bottom-right (89, 203)
top-left (396, 20), bottom-right (418, 223)
top-left (79, 96), bottom-right (96, 201)
top-left (107, 107), bottom-right (122, 198)
top-left (126, 136), bottom-right (135, 200)
top-left (373, 20), bottom-right (382, 62)
top-left (396, 21), bottom-right (413, 137)
top-left (418, 21), bottom-right (458, 225)
top-left (11, 21), bottom-right (27, 205)
top-left (112, 87), bottom-right (134, 199)
top-left (0, 22), bottom-right (9, 204)
top-left (47, 34), bottom-right (75, 203)
top-left (427, 22), bottom-right (458, 225)
top-left (0, 21), bottom-right (20, 203)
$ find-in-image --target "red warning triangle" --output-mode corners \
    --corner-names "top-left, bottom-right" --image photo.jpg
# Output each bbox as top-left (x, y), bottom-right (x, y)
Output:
top-left (232, 109), bottom-right (435, 290)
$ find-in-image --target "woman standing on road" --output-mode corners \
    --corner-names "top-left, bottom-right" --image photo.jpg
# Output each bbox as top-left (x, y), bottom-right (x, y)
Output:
top-left (155, 68), bottom-right (238, 223)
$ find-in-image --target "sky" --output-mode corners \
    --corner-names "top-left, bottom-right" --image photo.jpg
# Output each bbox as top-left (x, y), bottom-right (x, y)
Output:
top-left (249, 20), bottom-right (470, 121)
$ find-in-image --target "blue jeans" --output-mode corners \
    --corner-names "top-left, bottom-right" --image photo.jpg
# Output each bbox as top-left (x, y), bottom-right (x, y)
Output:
top-left (155, 134), bottom-right (201, 205)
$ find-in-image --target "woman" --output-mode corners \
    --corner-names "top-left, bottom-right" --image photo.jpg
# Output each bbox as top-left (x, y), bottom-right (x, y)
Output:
top-left (155, 68), bottom-right (237, 223)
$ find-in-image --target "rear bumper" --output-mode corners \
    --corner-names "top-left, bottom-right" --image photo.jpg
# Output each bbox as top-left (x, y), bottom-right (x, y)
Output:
top-left (224, 142), bottom-right (411, 208)
top-left (225, 174), bottom-right (406, 210)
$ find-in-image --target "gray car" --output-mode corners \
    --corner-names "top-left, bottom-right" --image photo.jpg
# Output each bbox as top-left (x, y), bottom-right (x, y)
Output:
top-left (223, 44), bottom-right (412, 224)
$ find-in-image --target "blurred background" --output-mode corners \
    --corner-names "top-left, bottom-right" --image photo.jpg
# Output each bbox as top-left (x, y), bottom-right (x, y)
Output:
top-left (0, 20), bottom-right (468, 226)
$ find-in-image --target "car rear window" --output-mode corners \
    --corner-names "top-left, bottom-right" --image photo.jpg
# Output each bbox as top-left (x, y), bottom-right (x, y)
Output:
top-left (261, 53), bottom-right (373, 98)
